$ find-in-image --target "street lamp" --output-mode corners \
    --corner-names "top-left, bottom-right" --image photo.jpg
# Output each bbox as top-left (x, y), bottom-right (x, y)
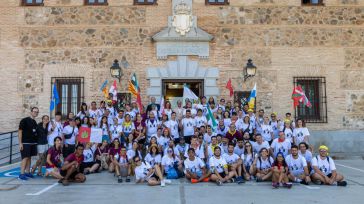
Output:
top-left (110, 59), bottom-right (123, 82)
top-left (244, 59), bottom-right (257, 81)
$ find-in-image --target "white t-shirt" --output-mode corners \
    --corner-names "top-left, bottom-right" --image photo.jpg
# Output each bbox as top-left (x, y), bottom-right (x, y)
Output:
top-left (47, 121), bottom-right (63, 146)
top-left (62, 125), bottom-right (78, 145)
top-left (127, 149), bottom-right (142, 160)
top-left (184, 157), bottom-right (205, 173)
top-left (184, 145), bottom-right (205, 159)
top-left (234, 146), bottom-right (245, 157)
top-left (252, 141), bottom-right (270, 154)
top-left (144, 153), bottom-right (162, 166)
top-left (166, 120), bottom-right (179, 139)
top-left (261, 124), bottom-right (273, 142)
top-left (83, 145), bottom-right (97, 163)
top-left (156, 136), bottom-right (170, 150)
top-left (135, 162), bottom-right (152, 181)
top-left (270, 138), bottom-right (291, 158)
top-left (222, 153), bottom-right (240, 165)
top-left (176, 143), bottom-right (189, 156)
top-left (109, 124), bottom-right (122, 140)
top-left (161, 155), bottom-right (180, 172)
top-left (209, 156), bottom-right (228, 173)
top-left (145, 119), bottom-right (159, 137)
top-left (293, 127), bottom-right (310, 144)
top-left (285, 154), bottom-right (307, 176)
top-left (299, 150), bottom-right (313, 164)
top-left (216, 125), bottom-right (228, 136)
top-left (312, 156), bottom-right (336, 176)
top-left (203, 132), bottom-right (216, 144)
top-left (280, 127), bottom-right (294, 144)
top-left (241, 153), bottom-right (254, 167)
top-left (256, 156), bottom-right (274, 171)
top-left (195, 116), bottom-right (207, 128)
top-left (122, 122), bottom-right (135, 134)
top-left (182, 118), bottom-right (195, 136)
top-left (241, 122), bottom-right (254, 134)
top-left (223, 118), bottom-right (231, 127)
top-left (88, 109), bottom-right (98, 119)
top-left (269, 120), bottom-right (279, 138)
top-left (125, 111), bottom-right (136, 121)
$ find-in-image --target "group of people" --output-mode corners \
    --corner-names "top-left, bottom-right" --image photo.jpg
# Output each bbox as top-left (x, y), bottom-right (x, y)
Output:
top-left (18, 96), bottom-right (347, 188)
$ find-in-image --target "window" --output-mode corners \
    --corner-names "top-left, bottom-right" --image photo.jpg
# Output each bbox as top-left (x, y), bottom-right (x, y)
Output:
top-left (84, 0), bottom-right (108, 5)
top-left (206, 0), bottom-right (229, 5)
top-left (22, 0), bottom-right (43, 6)
top-left (302, 0), bottom-right (324, 5)
top-left (51, 77), bottom-right (84, 118)
top-left (134, 0), bottom-right (157, 5)
top-left (293, 77), bottom-right (327, 123)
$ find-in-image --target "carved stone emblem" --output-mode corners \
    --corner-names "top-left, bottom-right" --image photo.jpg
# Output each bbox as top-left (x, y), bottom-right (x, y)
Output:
top-left (172, 1), bottom-right (192, 36)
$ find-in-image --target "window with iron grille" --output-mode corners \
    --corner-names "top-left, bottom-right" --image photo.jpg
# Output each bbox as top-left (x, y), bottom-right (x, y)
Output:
top-left (51, 78), bottom-right (84, 119)
top-left (206, 0), bottom-right (229, 5)
top-left (293, 77), bottom-right (327, 123)
top-left (22, 0), bottom-right (44, 6)
top-left (302, 0), bottom-right (324, 6)
top-left (84, 0), bottom-right (108, 5)
top-left (134, 0), bottom-right (157, 5)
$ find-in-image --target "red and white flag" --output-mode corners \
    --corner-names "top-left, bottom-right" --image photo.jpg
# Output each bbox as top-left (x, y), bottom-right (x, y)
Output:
top-left (292, 85), bottom-right (312, 108)
top-left (109, 80), bottom-right (118, 103)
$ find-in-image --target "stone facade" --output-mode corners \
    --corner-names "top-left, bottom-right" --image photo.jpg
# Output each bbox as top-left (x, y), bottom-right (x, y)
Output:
top-left (0, 0), bottom-right (364, 133)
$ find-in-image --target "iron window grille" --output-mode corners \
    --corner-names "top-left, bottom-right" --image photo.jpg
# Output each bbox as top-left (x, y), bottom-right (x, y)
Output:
top-left (206, 0), bottom-right (229, 5)
top-left (22, 0), bottom-right (44, 6)
top-left (293, 77), bottom-right (327, 123)
top-left (134, 0), bottom-right (157, 5)
top-left (84, 0), bottom-right (108, 5)
top-left (302, 0), bottom-right (324, 6)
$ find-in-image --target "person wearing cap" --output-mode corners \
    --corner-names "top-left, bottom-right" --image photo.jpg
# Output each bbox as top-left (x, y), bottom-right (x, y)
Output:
top-left (280, 119), bottom-right (294, 145)
top-left (311, 145), bottom-right (347, 186)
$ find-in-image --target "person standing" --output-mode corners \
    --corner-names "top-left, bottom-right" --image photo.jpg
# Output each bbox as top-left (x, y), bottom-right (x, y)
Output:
top-left (18, 107), bottom-right (39, 180)
top-left (31, 115), bottom-right (50, 176)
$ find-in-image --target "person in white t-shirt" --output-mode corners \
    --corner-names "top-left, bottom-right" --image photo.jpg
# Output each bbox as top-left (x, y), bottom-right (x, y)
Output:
top-left (203, 125), bottom-right (216, 144)
top-left (161, 147), bottom-right (183, 178)
top-left (280, 119), bottom-right (294, 144)
top-left (234, 139), bottom-right (245, 157)
top-left (184, 148), bottom-right (210, 183)
top-left (195, 109), bottom-right (207, 128)
top-left (109, 118), bottom-right (122, 141)
top-left (144, 144), bottom-right (162, 168)
top-left (180, 110), bottom-right (195, 144)
top-left (261, 116), bottom-right (274, 144)
top-left (166, 112), bottom-right (180, 142)
top-left (285, 145), bottom-right (311, 185)
top-left (311, 145), bottom-right (347, 186)
top-left (145, 112), bottom-right (160, 142)
top-left (254, 148), bottom-right (274, 182)
top-left (241, 141), bottom-right (255, 181)
top-left (62, 118), bottom-right (78, 158)
top-left (293, 119), bottom-right (310, 145)
top-left (252, 134), bottom-right (270, 154)
top-left (222, 143), bottom-right (244, 184)
top-left (299, 142), bottom-right (313, 169)
top-left (133, 155), bottom-right (171, 187)
top-left (209, 146), bottom-right (237, 185)
top-left (270, 131), bottom-right (291, 158)
top-left (112, 146), bottom-right (131, 183)
top-left (48, 112), bottom-right (63, 146)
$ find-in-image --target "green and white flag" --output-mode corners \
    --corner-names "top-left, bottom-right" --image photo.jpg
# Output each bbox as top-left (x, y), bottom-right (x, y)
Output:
top-left (206, 103), bottom-right (218, 132)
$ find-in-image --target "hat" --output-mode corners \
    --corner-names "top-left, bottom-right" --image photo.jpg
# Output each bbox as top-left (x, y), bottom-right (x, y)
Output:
top-left (248, 109), bottom-right (254, 112)
top-left (271, 112), bottom-right (277, 116)
top-left (319, 145), bottom-right (329, 152)
top-left (284, 119), bottom-right (291, 123)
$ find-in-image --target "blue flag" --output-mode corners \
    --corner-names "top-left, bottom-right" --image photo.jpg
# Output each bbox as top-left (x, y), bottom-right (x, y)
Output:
top-left (50, 83), bottom-right (60, 111)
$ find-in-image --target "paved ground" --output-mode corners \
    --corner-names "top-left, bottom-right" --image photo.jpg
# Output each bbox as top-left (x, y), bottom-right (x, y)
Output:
top-left (0, 160), bottom-right (363, 204)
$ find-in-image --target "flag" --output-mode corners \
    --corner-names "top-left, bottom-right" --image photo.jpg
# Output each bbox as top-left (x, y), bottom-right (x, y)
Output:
top-left (248, 83), bottom-right (257, 110)
top-left (206, 103), bottom-right (218, 132)
top-left (226, 79), bottom-right (234, 97)
top-left (50, 82), bottom-right (60, 112)
top-left (128, 73), bottom-right (143, 112)
top-left (292, 85), bottom-right (312, 108)
top-left (77, 127), bottom-right (91, 143)
top-left (109, 80), bottom-right (118, 103)
top-left (100, 80), bottom-right (109, 98)
top-left (160, 96), bottom-right (165, 116)
top-left (183, 85), bottom-right (199, 105)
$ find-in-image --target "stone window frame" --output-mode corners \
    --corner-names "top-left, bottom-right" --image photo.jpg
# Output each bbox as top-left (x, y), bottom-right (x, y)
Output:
top-left (301, 0), bottom-right (325, 6)
top-left (21, 0), bottom-right (44, 6)
top-left (133, 0), bottom-right (158, 5)
top-left (293, 77), bottom-right (328, 123)
top-left (84, 0), bottom-right (109, 6)
top-left (205, 0), bottom-right (229, 6)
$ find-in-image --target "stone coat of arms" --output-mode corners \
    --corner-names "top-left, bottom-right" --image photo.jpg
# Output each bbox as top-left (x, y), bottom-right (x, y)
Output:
top-left (172, 1), bottom-right (193, 36)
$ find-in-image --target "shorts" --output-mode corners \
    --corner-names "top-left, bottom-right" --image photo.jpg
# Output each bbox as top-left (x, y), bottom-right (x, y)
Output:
top-left (213, 172), bottom-right (226, 178)
top-left (327, 173), bottom-right (333, 178)
top-left (146, 172), bottom-right (159, 181)
top-left (46, 167), bottom-right (59, 173)
top-left (21, 144), bottom-right (37, 159)
top-left (60, 169), bottom-right (80, 180)
top-left (37, 144), bottom-right (49, 154)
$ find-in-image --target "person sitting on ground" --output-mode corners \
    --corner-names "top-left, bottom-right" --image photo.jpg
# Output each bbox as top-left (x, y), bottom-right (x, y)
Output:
top-left (254, 147), bottom-right (274, 182)
top-left (311, 145), bottom-right (347, 186)
top-left (45, 136), bottom-right (63, 179)
top-left (113, 146), bottom-right (131, 183)
top-left (271, 152), bottom-right (292, 188)
top-left (81, 142), bottom-right (100, 174)
top-left (285, 145), bottom-right (311, 185)
top-left (108, 138), bottom-right (122, 173)
top-left (95, 140), bottom-right (110, 171)
top-left (133, 155), bottom-right (171, 187)
top-left (299, 142), bottom-right (312, 171)
top-left (222, 143), bottom-right (244, 184)
top-left (184, 148), bottom-right (210, 183)
top-left (209, 146), bottom-right (237, 186)
top-left (241, 141), bottom-right (255, 181)
top-left (161, 147), bottom-right (183, 179)
top-left (59, 144), bottom-right (86, 186)
top-left (144, 144), bottom-right (162, 169)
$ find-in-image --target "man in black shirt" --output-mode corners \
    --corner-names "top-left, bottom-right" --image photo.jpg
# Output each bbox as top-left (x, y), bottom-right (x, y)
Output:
top-left (18, 107), bottom-right (39, 180)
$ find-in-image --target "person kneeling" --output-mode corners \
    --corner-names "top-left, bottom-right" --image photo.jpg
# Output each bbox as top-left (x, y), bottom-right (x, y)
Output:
top-left (134, 156), bottom-right (171, 187)
top-left (271, 152), bottom-right (292, 188)
top-left (311, 145), bottom-right (347, 187)
top-left (209, 146), bottom-right (236, 186)
top-left (184, 148), bottom-right (210, 183)
top-left (59, 144), bottom-right (86, 186)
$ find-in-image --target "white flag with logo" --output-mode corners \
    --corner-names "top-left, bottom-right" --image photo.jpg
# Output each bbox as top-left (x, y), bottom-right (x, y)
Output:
top-left (183, 85), bottom-right (198, 105)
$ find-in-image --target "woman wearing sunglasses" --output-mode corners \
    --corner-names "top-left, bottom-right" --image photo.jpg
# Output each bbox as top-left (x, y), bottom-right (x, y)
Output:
top-left (133, 156), bottom-right (171, 187)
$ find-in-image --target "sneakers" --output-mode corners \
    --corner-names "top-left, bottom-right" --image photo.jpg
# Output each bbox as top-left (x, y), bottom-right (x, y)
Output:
top-left (236, 176), bottom-right (245, 184)
top-left (118, 176), bottom-right (123, 183)
top-left (272, 182), bottom-right (279, 188)
top-left (202, 178), bottom-right (209, 182)
top-left (126, 176), bottom-right (131, 182)
top-left (229, 178), bottom-right (235, 183)
top-left (18, 174), bottom-right (28, 181)
top-left (216, 180), bottom-right (223, 186)
top-left (161, 179), bottom-right (166, 187)
top-left (164, 179), bottom-right (172, 184)
top-left (25, 173), bottom-right (34, 178)
top-left (337, 181), bottom-right (347, 187)
top-left (313, 180), bottom-right (322, 185)
top-left (300, 180), bottom-right (309, 185)
top-left (256, 177), bottom-right (263, 182)
top-left (283, 182), bottom-right (293, 189)
top-left (191, 178), bottom-right (199, 183)
top-left (62, 179), bottom-right (69, 186)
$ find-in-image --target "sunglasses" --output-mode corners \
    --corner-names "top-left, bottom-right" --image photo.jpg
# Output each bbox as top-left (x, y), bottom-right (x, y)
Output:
top-left (167, 150), bottom-right (173, 153)
top-left (245, 145), bottom-right (251, 147)
top-left (134, 159), bottom-right (140, 162)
